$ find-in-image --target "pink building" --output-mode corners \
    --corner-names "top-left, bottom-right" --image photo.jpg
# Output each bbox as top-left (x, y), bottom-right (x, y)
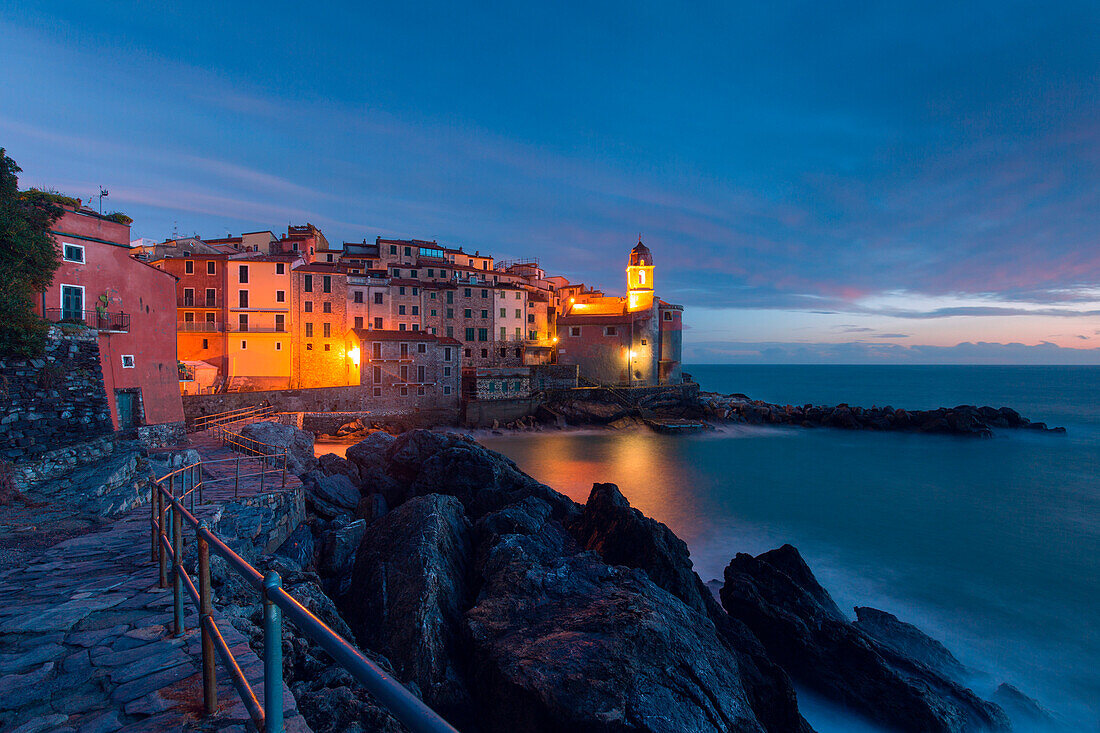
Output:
top-left (38, 204), bottom-right (184, 436)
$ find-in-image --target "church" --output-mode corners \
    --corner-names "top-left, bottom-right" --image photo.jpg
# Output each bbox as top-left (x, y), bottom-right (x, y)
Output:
top-left (555, 239), bottom-right (683, 386)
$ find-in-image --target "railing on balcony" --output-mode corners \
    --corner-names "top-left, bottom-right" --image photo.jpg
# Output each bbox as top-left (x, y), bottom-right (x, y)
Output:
top-left (179, 296), bottom-right (218, 307)
top-left (226, 324), bottom-right (287, 333)
top-left (44, 308), bottom-right (130, 332)
top-left (178, 321), bottom-right (226, 332)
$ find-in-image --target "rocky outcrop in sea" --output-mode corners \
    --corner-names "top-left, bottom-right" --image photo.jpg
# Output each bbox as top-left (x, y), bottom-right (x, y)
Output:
top-left (208, 423), bottom-right (1058, 732)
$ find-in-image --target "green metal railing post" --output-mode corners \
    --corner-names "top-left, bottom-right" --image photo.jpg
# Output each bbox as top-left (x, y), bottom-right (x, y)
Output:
top-left (281, 451), bottom-right (287, 490)
top-left (235, 455), bottom-right (241, 498)
top-left (158, 489), bottom-right (167, 588)
top-left (263, 571), bottom-right (284, 733)
top-left (172, 501), bottom-right (184, 637)
top-left (150, 484), bottom-right (158, 561)
top-left (197, 520), bottom-right (217, 714)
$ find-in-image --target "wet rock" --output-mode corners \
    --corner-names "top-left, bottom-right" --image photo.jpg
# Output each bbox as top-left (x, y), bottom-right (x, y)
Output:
top-left (466, 515), bottom-right (767, 733)
top-left (343, 494), bottom-right (473, 718)
top-left (854, 606), bottom-right (969, 682)
top-left (355, 493), bottom-right (388, 524)
top-left (274, 523), bottom-right (316, 570)
top-left (990, 683), bottom-right (1060, 729)
top-left (304, 473), bottom-right (359, 517)
top-left (721, 545), bottom-right (1009, 733)
top-left (240, 421), bottom-right (317, 476)
top-left (319, 519), bottom-right (367, 595)
top-left (568, 483), bottom-right (811, 733)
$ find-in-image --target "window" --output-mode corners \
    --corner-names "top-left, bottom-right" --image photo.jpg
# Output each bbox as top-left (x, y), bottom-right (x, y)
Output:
top-left (447, 308), bottom-right (454, 319)
top-left (372, 342), bottom-right (382, 358)
top-left (239, 265), bottom-right (249, 283)
top-left (500, 327), bottom-right (506, 340)
top-left (443, 366), bottom-right (451, 376)
top-left (465, 328), bottom-right (475, 341)
top-left (440, 270), bottom-right (447, 278)
top-left (400, 387), bottom-right (408, 396)
top-left (464, 288), bottom-right (471, 297)
top-left (323, 276), bottom-right (331, 293)
top-left (393, 268), bottom-right (401, 278)
top-left (276, 342), bottom-right (282, 350)
top-left (464, 308), bottom-right (472, 318)
top-left (411, 306), bottom-right (419, 316)
top-left (515, 328), bottom-right (521, 338)
top-left (639, 270), bottom-right (646, 285)
top-left (500, 308), bottom-right (506, 318)
top-left (206, 313), bottom-right (215, 323)
top-left (500, 291), bottom-right (506, 300)
top-left (478, 328), bottom-right (488, 342)
top-left (528, 313), bottom-right (535, 323)
top-left (239, 314), bottom-right (248, 331)
top-left (664, 311), bottom-right (673, 320)
top-left (354, 316), bottom-right (363, 329)
top-left (400, 343), bottom-right (409, 358)
top-left (324, 344), bottom-right (331, 351)
top-left (275, 314), bottom-right (285, 332)
top-left (373, 366), bottom-right (382, 383)
top-left (480, 348), bottom-right (488, 358)
top-left (570, 326), bottom-right (581, 337)
top-left (202, 338), bottom-right (209, 349)
top-left (446, 291), bottom-right (453, 304)
top-left (404, 246), bottom-right (411, 256)
top-left (323, 302), bottom-right (332, 314)
top-left (399, 305), bottom-right (406, 315)
top-left (481, 289), bottom-right (488, 298)
top-left (184, 312), bottom-right (195, 324)
top-left (481, 310), bottom-right (488, 319)
top-left (276, 290), bottom-right (285, 303)
top-left (185, 259), bottom-right (194, 274)
top-left (241, 341), bottom-right (248, 349)
top-left (464, 348), bottom-right (471, 357)
top-left (373, 292), bottom-right (384, 305)
top-left (515, 292), bottom-right (521, 300)
top-left (239, 291), bottom-right (249, 308)
top-left (499, 347), bottom-right (506, 357)
top-left (430, 309), bottom-right (437, 316)
top-left (605, 326), bottom-right (617, 336)
top-left (184, 288), bottom-right (195, 306)
top-left (412, 324), bottom-right (419, 331)
top-left (443, 385), bottom-right (451, 395)
top-left (207, 288), bottom-right (217, 305)
top-left (410, 270), bottom-right (418, 279)
top-left (400, 365), bottom-right (408, 381)
top-left (306, 343), bottom-right (313, 350)
top-left (641, 338), bottom-right (647, 346)
top-left (354, 291), bottom-right (363, 303)
top-left (428, 269), bottom-right (434, 277)
top-left (373, 387), bottom-right (381, 397)
top-left (415, 342), bottom-right (426, 354)
top-left (374, 317), bottom-right (383, 329)
top-left (323, 323), bottom-right (331, 338)
top-left (389, 245), bottom-right (397, 254)
top-left (446, 326), bottom-right (454, 337)
top-left (418, 386), bottom-right (425, 396)
top-left (430, 292), bottom-right (437, 299)
top-left (304, 275), bottom-right (313, 292)
top-left (276, 263), bottom-right (285, 275)
top-left (515, 309), bottom-right (521, 318)
top-left (304, 301), bottom-right (313, 313)
top-left (305, 323), bottom-right (313, 337)
top-left (399, 286), bottom-right (406, 296)
top-left (444, 347), bottom-right (452, 361)
top-left (207, 261), bottom-right (216, 275)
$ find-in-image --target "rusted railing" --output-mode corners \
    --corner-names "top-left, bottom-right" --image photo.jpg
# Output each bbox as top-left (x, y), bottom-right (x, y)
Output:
top-left (190, 404), bottom-right (276, 432)
top-left (149, 460), bottom-right (459, 733)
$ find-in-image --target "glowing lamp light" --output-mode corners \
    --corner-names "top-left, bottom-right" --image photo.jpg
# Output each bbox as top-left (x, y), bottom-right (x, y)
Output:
top-left (569, 296), bottom-right (575, 303)
top-left (629, 350), bottom-right (637, 359)
top-left (552, 336), bottom-right (558, 343)
top-left (348, 346), bottom-right (360, 364)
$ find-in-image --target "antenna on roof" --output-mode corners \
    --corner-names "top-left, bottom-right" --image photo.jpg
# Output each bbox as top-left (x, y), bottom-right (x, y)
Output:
top-left (94, 186), bottom-right (109, 213)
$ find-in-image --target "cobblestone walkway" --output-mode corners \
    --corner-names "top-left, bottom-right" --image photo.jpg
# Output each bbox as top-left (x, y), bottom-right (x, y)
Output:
top-left (0, 435), bottom-right (310, 733)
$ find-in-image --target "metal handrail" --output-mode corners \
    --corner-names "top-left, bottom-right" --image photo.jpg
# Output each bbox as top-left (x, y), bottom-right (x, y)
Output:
top-left (149, 464), bottom-right (459, 733)
top-left (191, 404), bottom-right (276, 432)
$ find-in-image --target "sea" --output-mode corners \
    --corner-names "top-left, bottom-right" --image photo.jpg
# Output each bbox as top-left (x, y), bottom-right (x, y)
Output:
top-left (477, 365), bottom-right (1100, 732)
top-left (319, 365), bottom-right (1099, 731)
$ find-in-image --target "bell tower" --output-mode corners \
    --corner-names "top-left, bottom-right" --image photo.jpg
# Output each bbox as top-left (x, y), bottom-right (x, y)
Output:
top-left (627, 238), bottom-right (654, 312)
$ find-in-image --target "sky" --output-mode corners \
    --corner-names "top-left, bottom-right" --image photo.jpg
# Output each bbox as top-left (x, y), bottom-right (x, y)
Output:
top-left (2, 1), bottom-right (1098, 363)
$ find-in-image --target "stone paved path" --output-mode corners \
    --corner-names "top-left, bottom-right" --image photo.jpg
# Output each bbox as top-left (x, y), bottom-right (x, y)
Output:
top-left (0, 434), bottom-right (311, 733)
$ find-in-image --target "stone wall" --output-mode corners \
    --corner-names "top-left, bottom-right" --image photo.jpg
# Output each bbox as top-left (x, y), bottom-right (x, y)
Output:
top-left (464, 398), bottom-right (541, 427)
top-left (136, 421), bottom-right (186, 449)
top-left (0, 327), bottom-right (114, 462)
top-left (10, 435), bottom-right (116, 491)
top-left (304, 408), bottom-right (460, 435)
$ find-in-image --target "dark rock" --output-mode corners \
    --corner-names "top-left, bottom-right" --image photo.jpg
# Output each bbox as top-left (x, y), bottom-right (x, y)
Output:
top-left (990, 683), bottom-right (1060, 728)
top-left (343, 494), bottom-right (473, 717)
top-left (568, 483), bottom-right (811, 733)
top-left (240, 421), bottom-right (317, 476)
top-left (274, 523), bottom-right (315, 570)
top-left (721, 545), bottom-right (1009, 733)
top-left (355, 492), bottom-right (389, 523)
top-left (319, 519), bottom-right (367, 596)
top-left (294, 684), bottom-right (404, 733)
top-left (854, 607), bottom-right (969, 682)
top-left (303, 473), bottom-right (359, 519)
top-left (317, 452), bottom-right (360, 484)
top-left (466, 518), bottom-right (767, 733)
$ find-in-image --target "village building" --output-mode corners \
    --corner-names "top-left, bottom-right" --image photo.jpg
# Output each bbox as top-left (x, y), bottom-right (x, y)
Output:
top-left (347, 329), bottom-right (462, 411)
top-left (555, 240), bottom-right (683, 386)
top-left (37, 203), bottom-right (184, 434)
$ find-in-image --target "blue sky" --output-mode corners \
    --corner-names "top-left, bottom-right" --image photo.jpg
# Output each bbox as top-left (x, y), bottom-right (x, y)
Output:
top-left (2, 1), bottom-right (1098, 362)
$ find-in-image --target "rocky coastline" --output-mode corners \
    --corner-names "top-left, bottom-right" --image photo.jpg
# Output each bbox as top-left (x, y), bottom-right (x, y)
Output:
top-left (211, 422), bottom-right (1059, 732)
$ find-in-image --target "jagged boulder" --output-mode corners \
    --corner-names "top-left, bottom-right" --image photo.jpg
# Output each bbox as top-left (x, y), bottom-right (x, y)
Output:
top-left (240, 421), bottom-right (317, 476)
top-left (301, 471), bottom-right (359, 519)
top-left (854, 607), bottom-right (970, 682)
top-left (344, 432), bottom-right (404, 504)
top-left (721, 545), bottom-right (1009, 733)
top-left (319, 519), bottom-right (367, 596)
top-left (274, 522), bottom-right (316, 570)
top-left (568, 483), bottom-right (810, 733)
top-left (342, 494), bottom-right (473, 718)
top-left (317, 452), bottom-right (360, 484)
top-left (990, 683), bottom-right (1060, 729)
top-left (465, 511), bottom-right (767, 733)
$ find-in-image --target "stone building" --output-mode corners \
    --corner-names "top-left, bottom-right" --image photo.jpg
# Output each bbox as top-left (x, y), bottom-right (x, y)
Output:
top-left (348, 329), bottom-right (461, 411)
top-left (291, 264), bottom-right (351, 388)
top-left (555, 240), bottom-right (683, 386)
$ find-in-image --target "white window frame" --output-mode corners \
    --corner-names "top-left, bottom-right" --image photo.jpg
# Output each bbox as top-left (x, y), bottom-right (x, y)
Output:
top-left (60, 284), bottom-right (85, 319)
top-left (62, 242), bottom-right (85, 264)
top-left (121, 354), bottom-right (135, 368)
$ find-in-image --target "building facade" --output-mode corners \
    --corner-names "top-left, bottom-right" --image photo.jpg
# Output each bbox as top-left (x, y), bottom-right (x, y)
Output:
top-left (348, 329), bottom-right (461, 411)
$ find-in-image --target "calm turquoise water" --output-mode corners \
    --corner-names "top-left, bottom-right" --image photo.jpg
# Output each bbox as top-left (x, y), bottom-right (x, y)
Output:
top-left (479, 365), bottom-right (1100, 731)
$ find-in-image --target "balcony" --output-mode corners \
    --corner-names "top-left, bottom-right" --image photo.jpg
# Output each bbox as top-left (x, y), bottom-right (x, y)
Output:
top-left (178, 296), bottom-right (218, 308)
top-left (45, 308), bottom-right (129, 332)
top-left (178, 321), bottom-right (225, 332)
top-left (226, 324), bottom-right (287, 333)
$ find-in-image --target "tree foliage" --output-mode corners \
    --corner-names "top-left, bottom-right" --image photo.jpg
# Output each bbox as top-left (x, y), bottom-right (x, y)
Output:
top-left (0, 148), bottom-right (63, 358)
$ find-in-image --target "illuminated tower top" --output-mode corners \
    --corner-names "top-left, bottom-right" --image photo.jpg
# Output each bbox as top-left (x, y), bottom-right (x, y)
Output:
top-left (627, 238), bottom-right (654, 312)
